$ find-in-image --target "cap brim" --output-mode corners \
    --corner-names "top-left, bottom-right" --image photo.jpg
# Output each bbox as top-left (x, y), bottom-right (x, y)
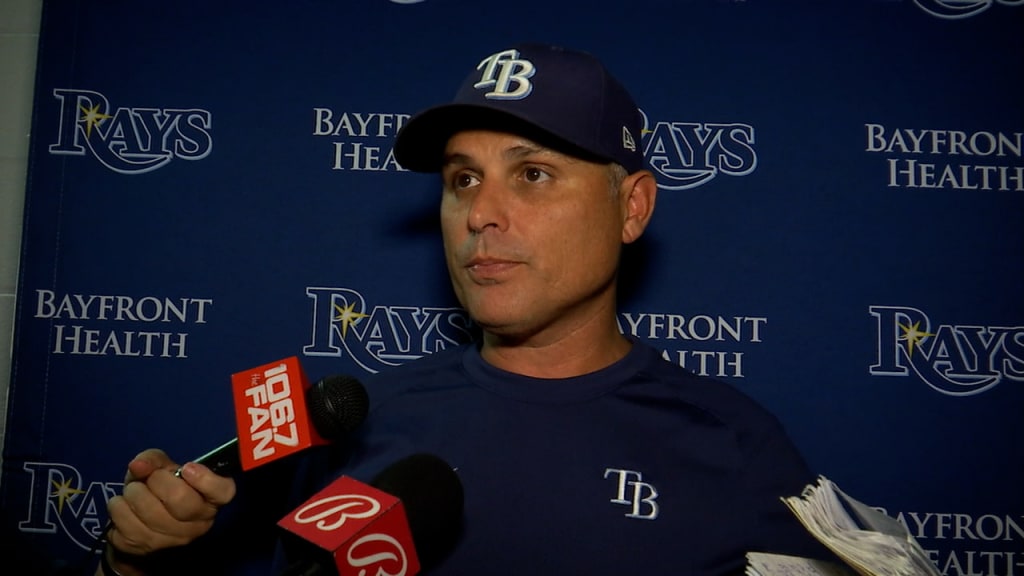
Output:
top-left (394, 103), bottom-right (608, 173)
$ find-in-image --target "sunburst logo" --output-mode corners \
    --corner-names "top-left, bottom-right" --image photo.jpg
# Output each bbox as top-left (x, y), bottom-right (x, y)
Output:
top-left (18, 462), bottom-right (123, 551)
top-left (49, 88), bottom-right (212, 174)
top-left (50, 477), bottom-right (85, 514)
top-left (898, 320), bottom-right (936, 358)
top-left (334, 301), bottom-right (368, 338)
top-left (870, 305), bottom-right (1022, 396)
top-left (78, 103), bottom-right (111, 138)
top-left (304, 286), bottom-right (475, 373)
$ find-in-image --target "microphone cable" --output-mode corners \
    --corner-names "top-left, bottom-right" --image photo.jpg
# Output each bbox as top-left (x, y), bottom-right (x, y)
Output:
top-left (54, 519), bottom-right (110, 576)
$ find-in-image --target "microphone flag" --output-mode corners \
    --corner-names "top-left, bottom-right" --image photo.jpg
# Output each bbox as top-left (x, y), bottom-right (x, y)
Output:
top-left (277, 475), bottom-right (421, 576)
top-left (231, 356), bottom-right (331, 472)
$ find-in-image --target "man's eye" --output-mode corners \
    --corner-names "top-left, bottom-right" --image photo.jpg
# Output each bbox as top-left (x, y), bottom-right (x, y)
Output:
top-left (523, 167), bottom-right (550, 183)
top-left (454, 173), bottom-right (479, 189)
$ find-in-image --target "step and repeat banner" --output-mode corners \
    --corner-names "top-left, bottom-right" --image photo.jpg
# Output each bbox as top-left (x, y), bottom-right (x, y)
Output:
top-left (2, 0), bottom-right (1022, 573)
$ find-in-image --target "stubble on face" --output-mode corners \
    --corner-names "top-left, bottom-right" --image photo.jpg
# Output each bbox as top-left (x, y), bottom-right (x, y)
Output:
top-left (439, 130), bottom-right (626, 349)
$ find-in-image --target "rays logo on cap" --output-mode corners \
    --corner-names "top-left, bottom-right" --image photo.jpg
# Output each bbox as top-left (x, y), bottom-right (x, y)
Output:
top-left (474, 49), bottom-right (536, 100)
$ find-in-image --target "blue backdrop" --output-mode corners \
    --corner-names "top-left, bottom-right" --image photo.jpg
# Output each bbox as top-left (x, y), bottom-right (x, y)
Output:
top-left (3, 1), bottom-right (1022, 574)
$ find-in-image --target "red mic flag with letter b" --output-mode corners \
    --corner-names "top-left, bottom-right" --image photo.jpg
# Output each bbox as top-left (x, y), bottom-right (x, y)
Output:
top-left (277, 475), bottom-right (421, 576)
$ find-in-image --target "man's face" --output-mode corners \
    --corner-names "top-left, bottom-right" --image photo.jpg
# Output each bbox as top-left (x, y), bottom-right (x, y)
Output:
top-left (440, 130), bottom-right (627, 344)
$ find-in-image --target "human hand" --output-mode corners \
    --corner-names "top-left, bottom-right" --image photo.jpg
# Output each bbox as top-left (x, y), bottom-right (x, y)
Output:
top-left (102, 448), bottom-right (237, 574)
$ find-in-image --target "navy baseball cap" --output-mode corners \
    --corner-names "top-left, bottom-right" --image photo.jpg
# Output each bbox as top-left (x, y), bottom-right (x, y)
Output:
top-left (394, 43), bottom-right (645, 174)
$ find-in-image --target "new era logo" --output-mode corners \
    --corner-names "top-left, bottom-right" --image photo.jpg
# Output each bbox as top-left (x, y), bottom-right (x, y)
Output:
top-left (622, 126), bottom-right (636, 152)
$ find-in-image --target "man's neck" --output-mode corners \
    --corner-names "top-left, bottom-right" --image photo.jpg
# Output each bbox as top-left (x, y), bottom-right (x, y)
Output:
top-left (480, 327), bottom-right (632, 379)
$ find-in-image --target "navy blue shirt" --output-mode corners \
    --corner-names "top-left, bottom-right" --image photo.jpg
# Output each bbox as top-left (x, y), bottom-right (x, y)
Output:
top-left (275, 339), bottom-right (831, 575)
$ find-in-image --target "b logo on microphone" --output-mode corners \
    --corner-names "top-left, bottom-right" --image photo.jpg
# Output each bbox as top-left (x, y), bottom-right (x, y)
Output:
top-left (278, 476), bottom-right (420, 576)
top-left (293, 493), bottom-right (382, 531)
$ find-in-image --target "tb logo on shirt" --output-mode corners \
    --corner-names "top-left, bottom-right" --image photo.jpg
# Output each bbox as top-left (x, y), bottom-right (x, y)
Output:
top-left (604, 468), bottom-right (660, 520)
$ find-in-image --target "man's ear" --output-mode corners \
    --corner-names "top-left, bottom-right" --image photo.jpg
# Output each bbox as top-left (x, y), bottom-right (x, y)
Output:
top-left (621, 170), bottom-right (657, 245)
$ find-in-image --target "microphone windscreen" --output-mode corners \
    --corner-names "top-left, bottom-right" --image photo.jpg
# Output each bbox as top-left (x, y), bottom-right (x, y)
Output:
top-left (307, 375), bottom-right (369, 442)
top-left (371, 453), bottom-right (464, 570)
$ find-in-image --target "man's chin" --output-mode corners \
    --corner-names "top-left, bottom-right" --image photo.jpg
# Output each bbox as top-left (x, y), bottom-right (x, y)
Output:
top-left (470, 314), bottom-right (533, 342)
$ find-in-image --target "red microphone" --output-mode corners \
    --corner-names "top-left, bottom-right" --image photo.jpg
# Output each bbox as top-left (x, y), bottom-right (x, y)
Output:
top-left (277, 453), bottom-right (465, 576)
top-left (180, 356), bottom-right (369, 476)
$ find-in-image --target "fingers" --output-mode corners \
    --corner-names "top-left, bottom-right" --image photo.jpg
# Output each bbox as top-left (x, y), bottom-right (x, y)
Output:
top-left (106, 490), bottom-right (211, 556)
top-left (107, 454), bottom-right (236, 556)
top-left (147, 467), bottom-right (224, 521)
top-left (124, 448), bottom-right (175, 483)
top-left (124, 450), bottom-right (235, 507)
top-left (177, 461), bottom-right (237, 507)
top-left (106, 492), bottom-right (210, 555)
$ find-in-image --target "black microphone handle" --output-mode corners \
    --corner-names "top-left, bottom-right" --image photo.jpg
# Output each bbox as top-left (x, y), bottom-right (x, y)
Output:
top-left (173, 437), bottom-right (241, 478)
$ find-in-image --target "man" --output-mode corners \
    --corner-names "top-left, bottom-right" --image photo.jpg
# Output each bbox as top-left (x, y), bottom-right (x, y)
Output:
top-left (100, 43), bottom-right (830, 575)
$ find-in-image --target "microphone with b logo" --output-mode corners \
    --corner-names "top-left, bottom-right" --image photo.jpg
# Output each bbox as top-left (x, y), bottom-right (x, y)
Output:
top-left (277, 453), bottom-right (464, 576)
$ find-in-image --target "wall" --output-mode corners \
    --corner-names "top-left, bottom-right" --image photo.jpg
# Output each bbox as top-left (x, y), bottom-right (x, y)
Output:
top-left (0, 0), bottom-right (43, 480)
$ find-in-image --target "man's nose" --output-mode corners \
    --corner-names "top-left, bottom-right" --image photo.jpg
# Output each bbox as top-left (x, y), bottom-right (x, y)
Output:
top-left (466, 179), bottom-right (509, 234)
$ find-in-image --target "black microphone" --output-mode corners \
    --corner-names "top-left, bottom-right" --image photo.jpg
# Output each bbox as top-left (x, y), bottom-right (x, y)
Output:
top-left (277, 453), bottom-right (465, 575)
top-left (179, 363), bottom-right (369, 477)
top-left (370, 453), bottom-right (465, 570)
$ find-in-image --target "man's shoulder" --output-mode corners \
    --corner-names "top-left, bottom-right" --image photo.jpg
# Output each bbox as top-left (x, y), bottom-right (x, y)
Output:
top-left (633, 340), bottom-right (790, 433)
